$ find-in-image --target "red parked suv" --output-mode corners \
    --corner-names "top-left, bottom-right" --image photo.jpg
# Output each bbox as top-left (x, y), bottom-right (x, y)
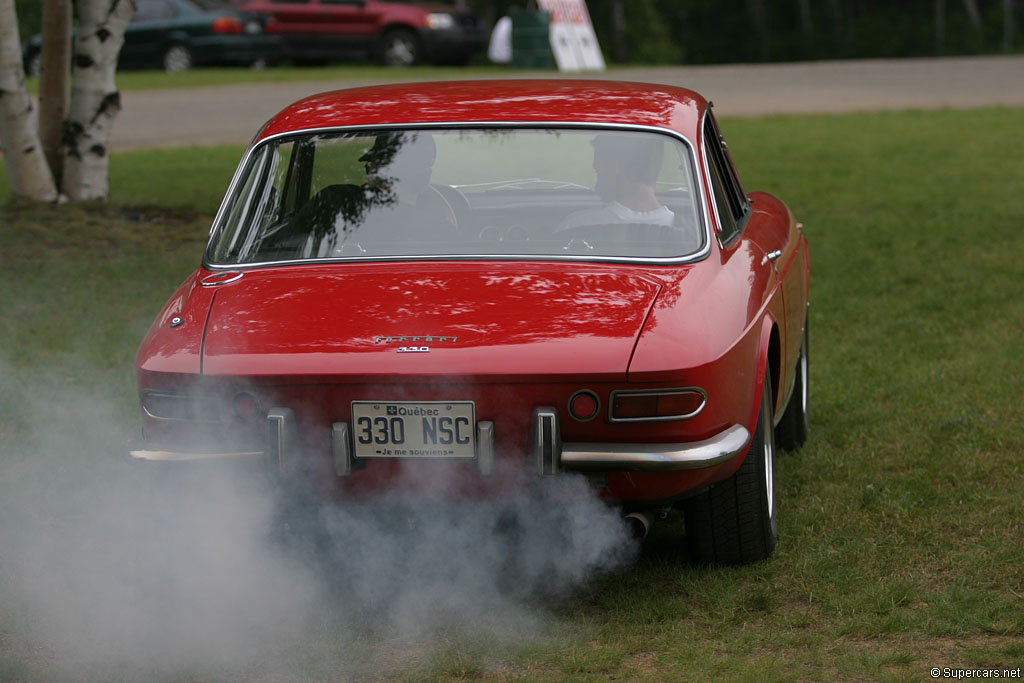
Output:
top-left (231, 0), bottom-right (487, 66)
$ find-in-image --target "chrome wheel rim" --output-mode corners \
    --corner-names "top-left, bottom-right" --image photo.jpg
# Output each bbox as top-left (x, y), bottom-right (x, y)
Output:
top-left (385, 38), bottom-right (416, 66)
top-left (763, 390), bottom-right (776, 519)
top-left (799, 343), bottom-right (809, 418)
top-left (164, 46), bottom-right (191, 72)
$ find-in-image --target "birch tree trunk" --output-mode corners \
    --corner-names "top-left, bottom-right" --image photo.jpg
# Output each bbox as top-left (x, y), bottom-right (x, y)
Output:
top-left (0, 0), bottom-right (59, 201)
top-left (61, 0), bottom-right (134, 201)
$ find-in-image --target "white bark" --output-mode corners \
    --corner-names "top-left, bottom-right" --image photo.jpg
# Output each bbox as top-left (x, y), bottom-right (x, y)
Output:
top-left (0, 0), bottom-right (59, 201)
top-left (61, 0), bottom-right (134, 201)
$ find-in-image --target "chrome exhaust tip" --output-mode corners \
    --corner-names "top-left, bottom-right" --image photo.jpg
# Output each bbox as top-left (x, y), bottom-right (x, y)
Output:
top-left (624, 511), bottom-right (653, 539)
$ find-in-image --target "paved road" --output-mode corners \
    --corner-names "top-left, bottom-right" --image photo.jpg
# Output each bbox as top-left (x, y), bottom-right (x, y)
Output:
top-left (113, 55), bottom-right (1024, 150)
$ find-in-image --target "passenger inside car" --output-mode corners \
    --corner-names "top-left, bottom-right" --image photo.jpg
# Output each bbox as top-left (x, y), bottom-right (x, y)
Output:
top-left (558, 134), bottom-right (676, 231)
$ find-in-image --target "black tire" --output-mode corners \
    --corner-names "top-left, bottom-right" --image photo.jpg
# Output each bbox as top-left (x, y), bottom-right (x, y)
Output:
top-left (376, 28), bottom-right (421, 67)
top-left (776, 320), bottom-right (809, 451)
top-left (683, 374), bottom-right (778, 564)
top-left (162, 44), bottom-right (193, 72)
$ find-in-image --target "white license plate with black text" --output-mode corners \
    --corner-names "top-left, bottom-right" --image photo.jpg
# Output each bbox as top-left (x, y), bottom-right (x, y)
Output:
top-left (351, 401), bottom-right (476, 459)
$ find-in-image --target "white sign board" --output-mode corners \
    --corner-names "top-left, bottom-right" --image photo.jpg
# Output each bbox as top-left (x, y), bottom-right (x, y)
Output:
top-left (536, 0), bottom-right (606, 72)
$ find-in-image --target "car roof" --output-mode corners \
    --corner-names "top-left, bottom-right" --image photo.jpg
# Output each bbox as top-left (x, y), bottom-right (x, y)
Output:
top-left (254, 79), bottom-right (708, 144)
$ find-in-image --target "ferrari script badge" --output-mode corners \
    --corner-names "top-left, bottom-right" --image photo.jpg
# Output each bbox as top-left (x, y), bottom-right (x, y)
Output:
top-left (374, 335), bottom-right (457, 344)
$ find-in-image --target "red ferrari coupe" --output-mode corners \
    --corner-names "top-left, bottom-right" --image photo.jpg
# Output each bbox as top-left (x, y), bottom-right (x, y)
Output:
top-left (130, 80), bottom-right (809, 565)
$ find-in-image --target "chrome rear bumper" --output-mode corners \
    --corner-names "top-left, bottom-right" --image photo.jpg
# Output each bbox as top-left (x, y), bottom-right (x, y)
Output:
top-left (127, 408), bottom-right (749, 475)
top-left (531, 407), bottom-right (750, 474)
top-left (127, 447), bottom-right (264, 462)
top-left (561, 425), bottom-right (750, 471)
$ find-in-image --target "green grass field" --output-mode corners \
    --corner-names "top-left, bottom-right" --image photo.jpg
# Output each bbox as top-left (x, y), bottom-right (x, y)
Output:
top-left (1, 108), bottom-right (1022, 681)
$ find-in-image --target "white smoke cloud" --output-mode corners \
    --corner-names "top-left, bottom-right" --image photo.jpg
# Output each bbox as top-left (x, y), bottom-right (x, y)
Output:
top-left (0, 359), bottom-right (638, 680)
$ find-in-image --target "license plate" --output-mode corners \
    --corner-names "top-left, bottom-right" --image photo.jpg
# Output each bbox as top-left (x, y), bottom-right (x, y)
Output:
top-left (351, 401), bottom-right (476, 459)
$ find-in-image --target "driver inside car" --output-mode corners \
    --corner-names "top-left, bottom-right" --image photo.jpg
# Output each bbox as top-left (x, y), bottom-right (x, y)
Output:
top-left (558, 133), bottom-right (675, 231)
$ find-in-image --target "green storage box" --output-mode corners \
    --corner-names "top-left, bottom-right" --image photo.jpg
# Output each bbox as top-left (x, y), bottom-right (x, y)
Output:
top-left (511, 11), bottom-right (554, 69)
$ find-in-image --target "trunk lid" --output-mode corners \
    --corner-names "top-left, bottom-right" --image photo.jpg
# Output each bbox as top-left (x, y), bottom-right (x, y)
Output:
top-left (200, 262), bottom-right (662, 380)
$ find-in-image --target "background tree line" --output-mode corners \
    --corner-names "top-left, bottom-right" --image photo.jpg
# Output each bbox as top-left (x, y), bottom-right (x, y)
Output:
top-left (478, 0), bottom-right (1022, 65)
top-left (12, 0), bottom-right (1023, 63)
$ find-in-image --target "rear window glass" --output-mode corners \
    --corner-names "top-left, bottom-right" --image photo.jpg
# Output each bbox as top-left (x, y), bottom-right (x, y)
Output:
top-left (207, 127), bottom-right (706, 265)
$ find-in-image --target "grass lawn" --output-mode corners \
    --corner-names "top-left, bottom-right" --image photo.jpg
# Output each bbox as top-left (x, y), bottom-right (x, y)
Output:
top-left (1, 107), bottom-right (1022, 681)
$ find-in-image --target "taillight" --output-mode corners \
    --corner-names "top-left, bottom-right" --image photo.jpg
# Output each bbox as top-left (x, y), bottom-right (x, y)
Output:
top-left (141, 392), bottom-right (221, 422)
top-left (212, 16), bottom-right (244, 34)
top-left (610, 388), bottom-right (706, 422)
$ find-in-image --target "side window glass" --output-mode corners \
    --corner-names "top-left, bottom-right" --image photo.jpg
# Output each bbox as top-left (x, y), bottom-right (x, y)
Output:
top-left (706, 150), bottom-right (738, 241)
top-left (703, 115), bottom-right (748, 244)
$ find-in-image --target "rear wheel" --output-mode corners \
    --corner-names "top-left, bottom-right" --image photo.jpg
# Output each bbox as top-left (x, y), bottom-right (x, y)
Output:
top-left (162, 44), bottom-right (193, 72)
top-left (683, 374), bottom-right (778, 564)
top-left (776, 321), bottom-right (809, 451)
top-left (376, 28), bottom-right (421, 67)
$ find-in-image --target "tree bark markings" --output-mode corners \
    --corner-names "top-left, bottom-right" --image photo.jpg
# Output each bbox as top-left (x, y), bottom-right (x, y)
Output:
top-left (62, 0), bottom-right (134, 200)
top-left (0, 0), bottom-right (58, 200)
top-left (1, 0), bottom-right (134, 202)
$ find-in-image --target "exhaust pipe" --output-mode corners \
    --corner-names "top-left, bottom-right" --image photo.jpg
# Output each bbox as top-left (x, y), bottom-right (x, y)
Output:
top-left (624, 511), bottom-right (653, 539)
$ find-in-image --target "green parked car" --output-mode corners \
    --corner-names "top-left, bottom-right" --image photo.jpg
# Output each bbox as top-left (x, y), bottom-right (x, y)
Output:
top-left (23, 0), bottom-right (284, 74)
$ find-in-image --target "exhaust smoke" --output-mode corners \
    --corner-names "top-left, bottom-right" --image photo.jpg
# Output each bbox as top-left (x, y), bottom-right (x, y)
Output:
top-left (0, 361), bottom-right (639, 680)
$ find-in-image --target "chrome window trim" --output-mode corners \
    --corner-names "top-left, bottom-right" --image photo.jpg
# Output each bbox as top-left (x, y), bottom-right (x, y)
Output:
top-left (699, 108), bottom-right (728, 250)
top-left (203, 121), bottom-right (714, 269)
top-left (608, 386), bottom-right (708, 423)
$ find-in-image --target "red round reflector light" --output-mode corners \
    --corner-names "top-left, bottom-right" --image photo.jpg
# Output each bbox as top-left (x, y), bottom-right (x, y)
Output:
top-left (568, 390), bottom-right (600, 422)
top-left (233, 392), bottom-right (260, 421)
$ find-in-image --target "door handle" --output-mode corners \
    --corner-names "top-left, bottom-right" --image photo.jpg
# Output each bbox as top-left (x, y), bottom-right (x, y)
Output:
top-left (762, 249), bottom-right (783, 267)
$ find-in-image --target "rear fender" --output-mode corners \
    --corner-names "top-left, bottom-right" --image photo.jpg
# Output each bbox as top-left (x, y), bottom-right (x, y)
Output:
top-left (748, 315), bottom-right (779, 448)
top-left (705, 313), bottom-right (778, 485)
